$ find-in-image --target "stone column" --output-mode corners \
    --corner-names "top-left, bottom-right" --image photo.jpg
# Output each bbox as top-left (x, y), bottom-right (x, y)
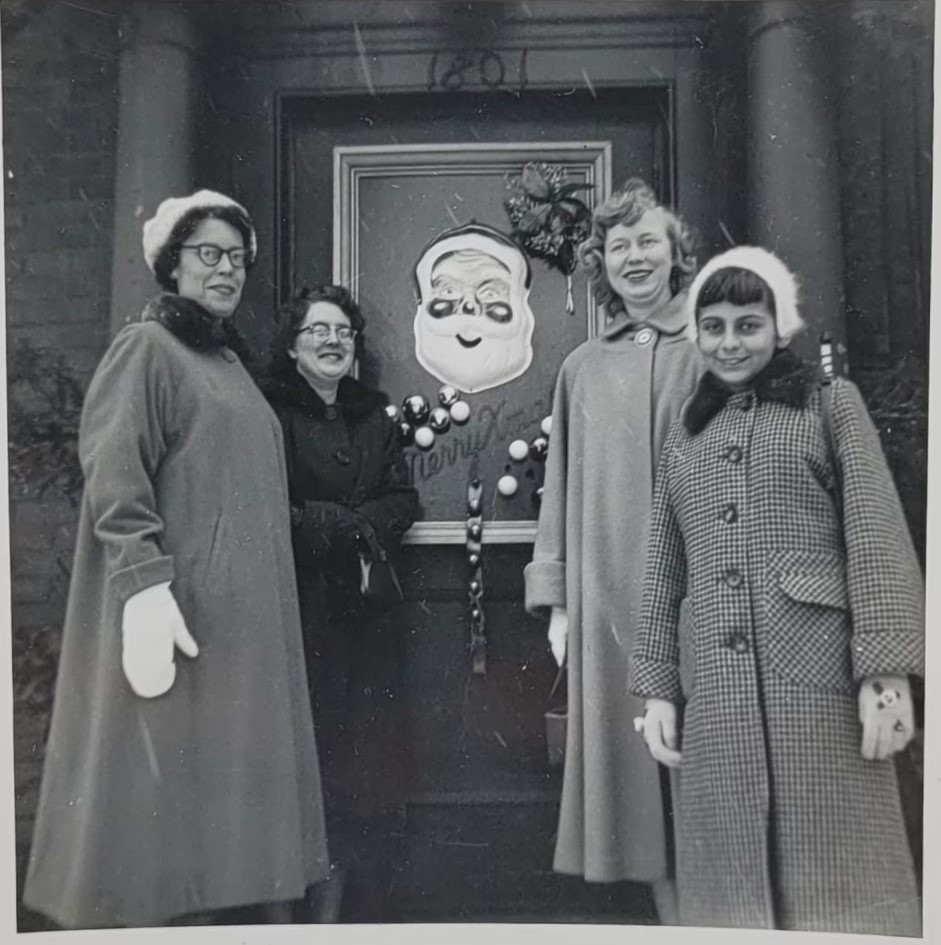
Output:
top-left (746, 1), bottom-right (846, 363)
top-left (109, 4), bottom-right (198, 334)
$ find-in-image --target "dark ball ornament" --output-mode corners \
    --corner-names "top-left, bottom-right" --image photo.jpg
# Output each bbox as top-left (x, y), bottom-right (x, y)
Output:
top-left (529, 436), bottom-right (549, 462)
top-left (468, 552), bottom-right (480, 568)
top-left (429, 407), bottom-right (451, 434)
top-left (402, 394), bottom-right (431, 426)
top-left (532, 485), bottom-right (545, 510)
top-left (396, 421), bottom-right (415, 446)
top-left (438, 385), bottom-right (459, 408)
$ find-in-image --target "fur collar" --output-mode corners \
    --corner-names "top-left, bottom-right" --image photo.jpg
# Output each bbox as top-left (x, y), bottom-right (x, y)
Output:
top-left (142, 293), bottom-right (252, 363)
top-left (683, 348), bottom-right (819, 435)
top-left (262, 371), bottom-right (387, 421)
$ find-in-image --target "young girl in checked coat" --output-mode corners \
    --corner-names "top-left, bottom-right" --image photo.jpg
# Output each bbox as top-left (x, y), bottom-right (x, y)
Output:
top-left (629, 246), bottom-right (924, 935)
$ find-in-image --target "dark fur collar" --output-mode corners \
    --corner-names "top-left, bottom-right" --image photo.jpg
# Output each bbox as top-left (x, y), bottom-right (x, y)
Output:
top-left (683, 348), bottom-right (819, 435)
top-left (262, 371), bottom-right (387, 421)
top-left (142, 293), bottom-right (253, 364)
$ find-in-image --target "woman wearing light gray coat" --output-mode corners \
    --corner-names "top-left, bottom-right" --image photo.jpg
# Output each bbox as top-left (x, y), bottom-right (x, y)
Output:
top-left (23, 192), bottom-right (329, 929)
top-left (524, 179), bottom-right (701, 918)
top-left (630, 247), bottom-right (923, 934)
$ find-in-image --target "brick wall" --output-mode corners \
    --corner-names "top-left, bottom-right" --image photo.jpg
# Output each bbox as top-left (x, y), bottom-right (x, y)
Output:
top-left (4, 0), bottom-right (120, 629)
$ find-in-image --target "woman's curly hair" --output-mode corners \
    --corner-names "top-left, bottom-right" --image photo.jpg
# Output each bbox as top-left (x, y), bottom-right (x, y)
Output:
top-left (578, 178), bottom-right (698, 317)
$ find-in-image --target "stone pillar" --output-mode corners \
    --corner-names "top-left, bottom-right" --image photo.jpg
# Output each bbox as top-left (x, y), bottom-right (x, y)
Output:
top-left (109, 4), bottom-right (198, 335)
top-left (746, 1), bottom-right (846, 364)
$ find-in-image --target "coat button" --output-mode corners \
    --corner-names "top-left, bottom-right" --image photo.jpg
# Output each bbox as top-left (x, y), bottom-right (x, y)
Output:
top-left (720, 503), bottom-right (738, 524)
top-left (635, 327), bottom-right (655, 346)
top-left (723, 567), bottom-right (743, 588)
top-left (726, 633), bottom-right (749, 653)
top-left (335, 449), bottom-right (352, 465)
top-left (739, 398), bottom-right (753, 412)
top-left (724, 445), bottom-right (743, 464)
top-left (324, 405), bottom-right (339, 421)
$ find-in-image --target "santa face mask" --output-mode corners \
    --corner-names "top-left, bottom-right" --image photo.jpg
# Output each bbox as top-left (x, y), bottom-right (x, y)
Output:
top-left (413, 226), bottom-right (535, 394)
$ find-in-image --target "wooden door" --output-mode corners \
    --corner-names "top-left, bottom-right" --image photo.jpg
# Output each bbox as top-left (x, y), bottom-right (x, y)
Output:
top-left (280, 87), bottom-right (669, 919)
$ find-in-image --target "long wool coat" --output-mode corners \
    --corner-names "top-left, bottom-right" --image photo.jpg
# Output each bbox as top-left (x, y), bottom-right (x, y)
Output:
top-left (524, 291), bottom-right (701, 882)
top-left (23, 296), bottom-right (329, 929)
top-left (630, 352), bottom-right (924, 934)
top-left (264, 373), bottom-right (419, 824)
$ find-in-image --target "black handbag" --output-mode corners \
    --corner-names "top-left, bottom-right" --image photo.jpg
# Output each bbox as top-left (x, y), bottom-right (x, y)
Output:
top-left (357, 520), bottom-right (405, 610)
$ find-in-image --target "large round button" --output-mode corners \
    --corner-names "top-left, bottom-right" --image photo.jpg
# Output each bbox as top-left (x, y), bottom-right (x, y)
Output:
top-left (635, 327), bottom-right (655, 346)
top-left (720, 503), bottom-right (738, 524)
top-left (724, 568), bottom-right (743, 588)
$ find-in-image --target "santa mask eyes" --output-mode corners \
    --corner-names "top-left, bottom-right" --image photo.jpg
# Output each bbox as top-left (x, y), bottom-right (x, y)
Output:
top-left (427, 297), bottom-right (513, 323)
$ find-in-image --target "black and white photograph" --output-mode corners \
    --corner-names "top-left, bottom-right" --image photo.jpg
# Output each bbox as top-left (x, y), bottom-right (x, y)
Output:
top-left (1, 0), bottom-right (935, 941)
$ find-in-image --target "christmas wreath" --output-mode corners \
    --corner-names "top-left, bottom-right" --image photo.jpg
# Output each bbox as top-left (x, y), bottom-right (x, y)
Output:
top-left (504, 162), bottom-right (594, 311)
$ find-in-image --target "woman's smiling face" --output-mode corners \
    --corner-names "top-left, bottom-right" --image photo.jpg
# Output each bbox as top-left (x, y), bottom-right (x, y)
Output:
top-left (171, 217), bottom-right (246, 318)
top-left (290, 301), bottom-right (356, 392)
top-left (696, 300), bottom-right (779, 389)
top-left (603, 208), bottom-right (674, 318)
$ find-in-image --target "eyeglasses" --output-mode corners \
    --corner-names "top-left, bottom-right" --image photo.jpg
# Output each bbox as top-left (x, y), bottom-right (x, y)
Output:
top-left (296, 322), bottom-right (358, 344)
top-left (180, 243), bottom-right (249, 268)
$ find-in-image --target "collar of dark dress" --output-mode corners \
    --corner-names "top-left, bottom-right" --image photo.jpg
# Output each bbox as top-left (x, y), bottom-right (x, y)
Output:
top-left (143, 293), bottom-right (246, 355)
top-left (262, 371), bottom-right (385, 421)
top-left (602, 288), bottom-right (690, 341)
top-left (683, 348), bottom-right (818, 436)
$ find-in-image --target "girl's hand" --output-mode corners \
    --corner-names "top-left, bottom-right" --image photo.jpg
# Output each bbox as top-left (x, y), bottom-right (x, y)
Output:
top-left (548, 607), bottom-right (568, 667)
top-left (637, 698), bottom-right (682, 768)
top-left (859, 674), bottom-right (914, 761)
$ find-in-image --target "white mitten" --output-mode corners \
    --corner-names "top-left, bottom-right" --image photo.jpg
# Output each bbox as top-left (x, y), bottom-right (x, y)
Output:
top-left (859, 674), bottom-right (914, 761)
top-left (548, 607), bottom-right (568, 668)
top-left (636, 698), bottom-right (682, 768)
top-left (122, 581), bottom-right (199, 698)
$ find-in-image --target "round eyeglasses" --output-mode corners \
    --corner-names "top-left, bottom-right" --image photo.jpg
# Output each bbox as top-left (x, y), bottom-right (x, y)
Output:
top-left (296, 323), bottom-right (358, 344)
top-left (180, 243), bottom-right (249, 269)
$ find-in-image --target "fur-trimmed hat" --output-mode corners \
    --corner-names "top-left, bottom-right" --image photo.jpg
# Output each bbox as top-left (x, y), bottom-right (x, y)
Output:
top-left (686, 245), bottom-right (804, 344)
top-left (142, 189), bottom-right (257, 273)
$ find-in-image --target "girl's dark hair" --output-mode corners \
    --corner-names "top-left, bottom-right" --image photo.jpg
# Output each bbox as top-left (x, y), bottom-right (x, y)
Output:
top-left (153, 204), bottom-right (257, 292)
top-left (269, 284), bottom-right (367, 381)
top-left (695, 266), bottom-right (777, 316)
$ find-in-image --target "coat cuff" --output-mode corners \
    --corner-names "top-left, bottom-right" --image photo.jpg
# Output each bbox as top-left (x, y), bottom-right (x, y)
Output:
top-left (629, 656), bottom-right (683, 704)
top-left (524, 559), bottom-right (566, 617)
top-left (852, 631), bottom-right (925, 681)
top-left (108, 555), bottom-right (176, 605)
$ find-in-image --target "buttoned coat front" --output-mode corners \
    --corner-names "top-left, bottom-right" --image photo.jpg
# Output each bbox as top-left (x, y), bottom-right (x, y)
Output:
top-left (524, 292), bottom-right (701, 882)
top-left (630, 360), bottom-right (924, 934)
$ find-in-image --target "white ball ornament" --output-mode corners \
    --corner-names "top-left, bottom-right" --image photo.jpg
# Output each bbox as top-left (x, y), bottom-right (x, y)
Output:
top-left (508, 439), bottom-right (529, 462)
top-left (449, 400), bottom-right (471, 425)
top-left (497, 474), bottom-right (519, 497)
top-left (414, 426), bottom-right (436, 451)
top-left (541, 415), bottom-right (553, 436)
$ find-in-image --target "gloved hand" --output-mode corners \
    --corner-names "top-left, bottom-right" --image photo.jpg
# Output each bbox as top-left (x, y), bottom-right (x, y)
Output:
top-left (859, 674), bottom-right (914, 761)
top-left (295, 500), bottom-right (363, 556)
top-left (548, 607), bottom-right (568, 667)
top-left (122, 581), bottom-right (199, 698)
top-left (636, 698), bottom-right (682, 768)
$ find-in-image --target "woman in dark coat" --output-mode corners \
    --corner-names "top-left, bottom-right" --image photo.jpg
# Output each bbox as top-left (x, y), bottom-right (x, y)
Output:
top-left (263, 284), bottom-right (419, 922)
top-left (630, 247), bottom-right (923, 934)
top-left (22, 191), bottom-right (329, 929)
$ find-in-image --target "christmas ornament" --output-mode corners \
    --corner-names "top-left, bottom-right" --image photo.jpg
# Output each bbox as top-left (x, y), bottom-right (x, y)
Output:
top-left (384, 404), bottom-right (400, 423)
top-left (402, 394), bottom-right (431, 426)
top-left (414, 426), bottom-right (435, 450)
top-left (504, 161), bottom-right (594, 313)
top-left (449, 400), bottom-right (471, 425)
top-left (541, 415), bottom-right (553, 436)
top-left (438, 385), bottom-right (459, 408)
top-left (396, 421), bottom-right (415, 446)
top-left (497, 474), bottom-right (519, 497)
top-left (508, 439), bottom-right (529, 462)
top-left (429, 407), bottom-right (451, 433)
top-left (529, 436), bottom-right (549, 462)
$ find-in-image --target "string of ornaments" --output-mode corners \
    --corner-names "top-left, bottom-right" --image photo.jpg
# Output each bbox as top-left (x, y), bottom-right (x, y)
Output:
top-left (387, 384), bottom-right (552, 677)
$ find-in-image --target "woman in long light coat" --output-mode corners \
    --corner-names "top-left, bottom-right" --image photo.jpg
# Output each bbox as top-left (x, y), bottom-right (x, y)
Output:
top-left (23, 192), bottom-right (329, 929)
top-left (630, 247), bottom-right (923, 934)
top-left (524, 179), bottom-right (700, 919)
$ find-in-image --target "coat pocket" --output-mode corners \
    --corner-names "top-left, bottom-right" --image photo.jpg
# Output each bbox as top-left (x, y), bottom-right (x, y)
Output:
top-left (678, 597), bottom-right (696, 699)
top-left (766, 549), bottom-right (854, 693)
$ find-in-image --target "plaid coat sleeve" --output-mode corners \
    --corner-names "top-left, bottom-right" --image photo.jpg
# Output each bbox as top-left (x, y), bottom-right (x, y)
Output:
top-left (831, 379), bottom-right (925, 679)
top-left (629, 419), bottom-right (687, 703)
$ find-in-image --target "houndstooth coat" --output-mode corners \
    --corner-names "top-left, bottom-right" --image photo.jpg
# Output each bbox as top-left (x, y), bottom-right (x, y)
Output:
top-left (630, 351), bottom-right (924, 934)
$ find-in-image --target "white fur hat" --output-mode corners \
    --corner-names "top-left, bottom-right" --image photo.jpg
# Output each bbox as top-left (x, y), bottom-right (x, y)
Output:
top-left (141, 189), bottom-right (257, 273)
top-left (686, 245), bottom-right (804, 344)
